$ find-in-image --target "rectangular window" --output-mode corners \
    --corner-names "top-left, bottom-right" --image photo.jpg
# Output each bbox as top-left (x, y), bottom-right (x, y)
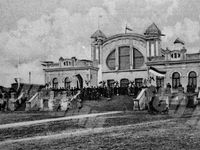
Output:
top-left (119, 46), bottom-right (130, 70)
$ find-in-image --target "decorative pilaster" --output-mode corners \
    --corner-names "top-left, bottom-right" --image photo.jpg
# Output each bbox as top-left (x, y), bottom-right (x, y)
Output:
top-left (130, 45), bottom-right (133, 69)
top-left (115, 46), bottom-right (119, 70)
top-left (147, 41), bottom-right (149, 57)
top-left (156, 40), bottom-right (159, 56)
top-left (91, 44), bottom-right (95, 61)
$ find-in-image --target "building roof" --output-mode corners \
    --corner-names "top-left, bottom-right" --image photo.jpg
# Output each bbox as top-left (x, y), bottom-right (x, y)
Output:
top-left (59, 57), bottom-right (64, 61)
top-left (144, 23), bottom-right (164, 36)
top-left (80, 59), bottom-right (93, 62)
top-left (91, 30), bottom-right (106, 39)
top-left (103, 33), bottom-right (146, 45)
top-left (174, 38), bottom-right (185, 45)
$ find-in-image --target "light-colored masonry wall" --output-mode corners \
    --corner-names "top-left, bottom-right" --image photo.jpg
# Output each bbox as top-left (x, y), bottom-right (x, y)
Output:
top-left (90, 69), bottom-right (98, 87)
top-left (102, 70), bottom-right (148, 83)
top-left (45, 69), bottom-right (98, 88)
top-left (154, 63), bottom-right (200, 91)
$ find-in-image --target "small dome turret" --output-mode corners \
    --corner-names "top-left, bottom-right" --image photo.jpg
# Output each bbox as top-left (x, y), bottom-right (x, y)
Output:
top-left (59, 57), bottom-right (64, 61)
top-left (174, 38), bottom-right (185, 45)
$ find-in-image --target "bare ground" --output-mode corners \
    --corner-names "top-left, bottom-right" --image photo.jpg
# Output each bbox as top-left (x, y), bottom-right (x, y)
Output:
top-left (0, 107), bottom-right (200, 150)
top-left (1, 116), bottom-right (200, 150)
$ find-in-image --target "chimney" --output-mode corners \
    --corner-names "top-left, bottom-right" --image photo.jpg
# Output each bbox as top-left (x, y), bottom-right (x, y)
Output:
top-left (29, 72), bottom-right (31, 84)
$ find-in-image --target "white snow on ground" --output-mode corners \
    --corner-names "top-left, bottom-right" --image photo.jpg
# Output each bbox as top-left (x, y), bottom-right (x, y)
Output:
top-left (0, 118), bottom-right (174, 145)
top-left (0, 111), bottom-right (122, 129)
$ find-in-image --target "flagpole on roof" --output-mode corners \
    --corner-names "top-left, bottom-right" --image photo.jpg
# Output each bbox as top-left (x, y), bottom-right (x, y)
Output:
top-left (125, 24), bottom-right (133, 34)
top-left (98, 15), bottom-right (102, 30)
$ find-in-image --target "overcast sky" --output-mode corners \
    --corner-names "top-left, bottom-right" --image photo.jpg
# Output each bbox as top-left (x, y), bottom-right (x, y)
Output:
top-left (0, 0), bottom-right (200, 87)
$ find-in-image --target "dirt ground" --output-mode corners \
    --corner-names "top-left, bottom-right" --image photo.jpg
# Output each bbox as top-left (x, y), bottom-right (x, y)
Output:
top-left (0, 107), bottom-right (200, 150)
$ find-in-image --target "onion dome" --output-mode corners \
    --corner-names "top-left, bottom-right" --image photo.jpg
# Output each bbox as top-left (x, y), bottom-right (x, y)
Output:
top-left (59, 57), bottom-right (64, 61)
top-left (144, 23), bottom-right (164, 36)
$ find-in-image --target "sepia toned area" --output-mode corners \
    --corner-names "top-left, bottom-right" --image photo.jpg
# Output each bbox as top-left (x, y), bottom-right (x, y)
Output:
top-left (1, 0), bottom-right (200, 149)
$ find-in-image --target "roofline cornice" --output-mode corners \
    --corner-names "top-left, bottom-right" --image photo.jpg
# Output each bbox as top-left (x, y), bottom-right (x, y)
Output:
top-left (146, 59), bottom-right (200, 66)
top-left (103, 33), bottom-right (146, 44)
top-left (44, 66), bottom-right (99, 72)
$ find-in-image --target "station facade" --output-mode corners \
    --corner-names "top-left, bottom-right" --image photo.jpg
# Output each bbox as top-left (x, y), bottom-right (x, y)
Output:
top-left (43, 23), bottom-right (200, 92)
top-left (91, 23), bottom-right (200, 92)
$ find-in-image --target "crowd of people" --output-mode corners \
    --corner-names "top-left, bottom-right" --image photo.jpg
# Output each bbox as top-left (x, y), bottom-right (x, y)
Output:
top-left (47, 84), bottom-right (143, 101)
top-left (1, 80), bottom-right (197, 113)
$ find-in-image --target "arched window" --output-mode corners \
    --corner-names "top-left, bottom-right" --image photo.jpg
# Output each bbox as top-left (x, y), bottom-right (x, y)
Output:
top-left (133, 48), bottom-right (144, 69)
top-left (171, 53), bottom-right (181, 59)
top-left (64, 77), bottom-right (71, 89)
top-left (120, 78), bottom-right (129, 87)
top-left (119, 46), bottom-right (130, 70)
top-left (106, 50), bottom-right (115, 70)
top-left (172, 72), bottom-right (180, 89)
top-left (52, 78), bottom-right (58, 89)
top-left (188, 71), bottom-right (197, 87)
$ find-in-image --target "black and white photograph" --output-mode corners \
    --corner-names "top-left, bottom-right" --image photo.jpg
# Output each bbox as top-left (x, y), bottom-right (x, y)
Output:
top-left (0, 0), bottom-right (200, 149)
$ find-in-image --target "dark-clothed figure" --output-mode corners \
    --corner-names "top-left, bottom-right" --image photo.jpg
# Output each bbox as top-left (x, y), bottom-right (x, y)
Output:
top-left (64, 101), bottom-right (71, 116)
top-left (77, 99), bottom-right (82, 113)
top-left (149, 91), bottom-right (159, 114)
top-left (56, 103), bottom-right (61, 112)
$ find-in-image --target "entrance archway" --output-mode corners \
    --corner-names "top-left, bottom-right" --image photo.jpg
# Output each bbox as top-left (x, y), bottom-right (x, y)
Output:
top-left (75, 74), bottom-right (83, 89)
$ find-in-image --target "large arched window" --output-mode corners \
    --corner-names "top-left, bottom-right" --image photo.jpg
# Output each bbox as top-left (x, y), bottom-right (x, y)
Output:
top-left (133, 48), bottom-right (144, 69)
top-left (64, 77), bottom-right (71, 89)
top-left (106, 50), bottom-right (115, 70)
top-left (188, 71), bottom-right (197, 87)
top-left (172, 72), bottom-right (180, 89)
top-left (106, 46), bottom-right (144, 71)
top-left (119, 46), bottom-right (130, 70)
top-left (52, 78), bottom-right (58, 89)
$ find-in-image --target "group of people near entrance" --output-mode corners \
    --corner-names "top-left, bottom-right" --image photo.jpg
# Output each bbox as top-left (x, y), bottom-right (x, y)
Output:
top-left (50, 84), bottom-right (142, 101)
